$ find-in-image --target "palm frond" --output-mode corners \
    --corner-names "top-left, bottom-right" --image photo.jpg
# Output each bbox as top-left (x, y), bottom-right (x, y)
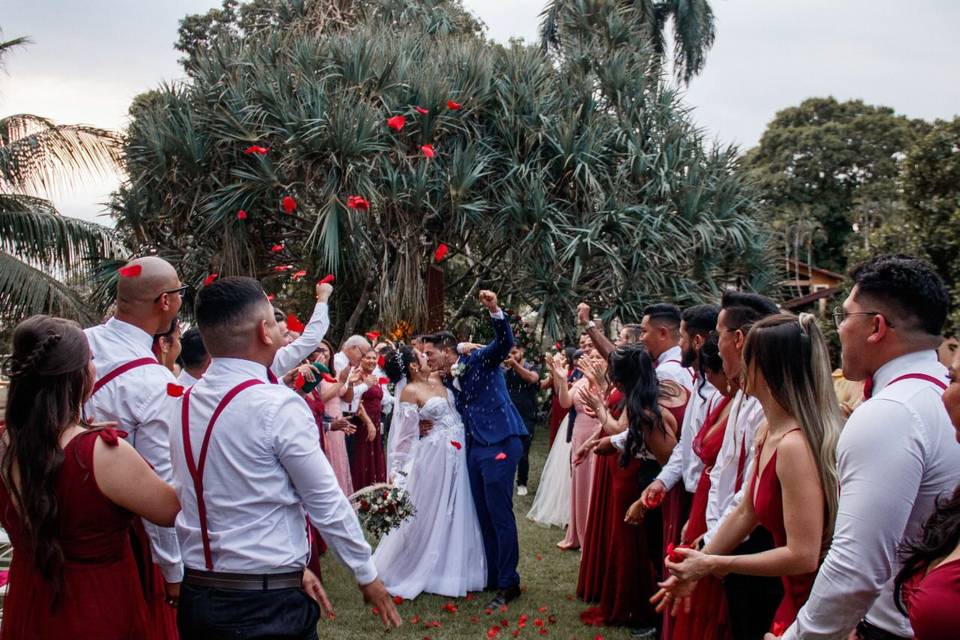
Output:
top-left (0, 250), bottom-right (100, 325)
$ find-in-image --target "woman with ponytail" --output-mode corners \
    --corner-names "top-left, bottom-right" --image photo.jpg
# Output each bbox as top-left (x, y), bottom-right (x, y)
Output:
top-left (0, 315), bottom-right (180, 639)
top-left (659, 313), bottom-right (842, 633)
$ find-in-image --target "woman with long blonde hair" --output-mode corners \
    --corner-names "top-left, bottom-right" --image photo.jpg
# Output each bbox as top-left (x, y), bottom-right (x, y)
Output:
top-left (656, 313), bottom-right (842, 633)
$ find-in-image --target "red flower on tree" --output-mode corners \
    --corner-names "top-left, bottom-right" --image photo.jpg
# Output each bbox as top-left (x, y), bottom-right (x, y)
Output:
top-left (386, 115), bottom-right (406, 132)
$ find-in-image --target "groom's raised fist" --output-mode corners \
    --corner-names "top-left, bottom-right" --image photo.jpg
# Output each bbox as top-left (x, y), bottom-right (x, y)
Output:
top-left (478, 289), bottom-right (499, 312)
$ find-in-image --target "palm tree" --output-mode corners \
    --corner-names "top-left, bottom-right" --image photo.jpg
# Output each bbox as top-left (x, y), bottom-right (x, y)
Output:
top-left (0, 35), bottom-right (122, 324)
top-left (540, 0), bottom-right (716, 85)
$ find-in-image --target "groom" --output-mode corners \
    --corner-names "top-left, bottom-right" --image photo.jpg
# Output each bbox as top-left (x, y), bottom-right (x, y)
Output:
top-left (422, 290), bottom-right (528, 608)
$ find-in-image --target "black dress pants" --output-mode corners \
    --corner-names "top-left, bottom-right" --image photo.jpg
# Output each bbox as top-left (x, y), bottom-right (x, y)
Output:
top-left (178, 583), bottom-right (320, 640)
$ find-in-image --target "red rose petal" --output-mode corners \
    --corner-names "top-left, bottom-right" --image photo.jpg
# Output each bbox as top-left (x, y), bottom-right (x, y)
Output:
top-left (273, 265), bottom-right (293, 272)
top-left (118, 264), bottom-right (142, 278)
top-left (321, 373), bottom-right (337, 383)
top-left (434, 243), bottom-right (449, 263)
top-left (267, 294), bottom-right (275, 302)
top-left (378, 377), bottom-right (390, 385)
top-left (271, 244), bottom-right (284, 253)
top-left (203, 273), bottom-right (218, 287)
top-left (286, 314), bottom-right (305, 333)
top-left (236, 209), bottom-right (248, 220)
top-left (534, 618), bottom-right (544, 627)
top-left (318, 274), bottom-right (335, 285)
top-left (366, 331), bottom-right (380, 341)
top-left (291, 269), bottom-right (307, 281)
top-left (282, 195), bottom-right (297, 214)
top-left (447, 100), bottom-right (462, 110)
top-left (243, 145), bottom-right (268, 155)
top-left (386, 115), bottom-right (406, 132)
top-left (393, 595), bottom-right (404, 605)
top-left (466, 593), bottom-right (475, 601)
top-left (347, 195), bottom-right (370, 210)
top-left (451, 440), bottom-right (462, 450)
top-left (536, 553), bottom-right (542, 561)
top-left (166, 383), bottom-right (184, 397)
top-left (415, 106), bottom-right (429, 115)
top-left (495, 452), bottom-right (507, 461)
top-left (421, 144), bottom-right (436, 158)
top-left (499, 604), bottom-right (508, 613)
top-left (547, 614), bottom-right (557, 624)
top-left (538, 606), bottom-right (548, 613)
top-left (372, 606), bottom-right (380, 615)
top-left (377, 355), bottom-right (385, 368)
top-left (294, 372), bottom-right (305, 390)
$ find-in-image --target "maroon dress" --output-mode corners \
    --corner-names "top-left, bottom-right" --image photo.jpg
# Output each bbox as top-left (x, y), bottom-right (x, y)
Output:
top-left (903, 559), bottom-right (960, 640)
top-left (749, 430), bottom-right (818, 632)
top-left (579, 389), bottom-right (662, 629)
top-left (350, 383), bottom-right (386, 490)
top-left (0, 429), bottom-right (150, 640)
top-left (672, 396), bottom-right (733, 640)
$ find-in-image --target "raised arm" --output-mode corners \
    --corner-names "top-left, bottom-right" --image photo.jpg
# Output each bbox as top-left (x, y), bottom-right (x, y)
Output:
top-left (271, 283), bottom-right (332, 377)
top-left (470, 290), bottom-right (515, 366)
top-left (577, 303), bottom-right (616, 360)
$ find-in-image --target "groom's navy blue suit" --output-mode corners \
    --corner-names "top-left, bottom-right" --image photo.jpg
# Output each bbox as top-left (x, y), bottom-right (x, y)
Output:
top-left (449, 310), bottom-right (528, 590)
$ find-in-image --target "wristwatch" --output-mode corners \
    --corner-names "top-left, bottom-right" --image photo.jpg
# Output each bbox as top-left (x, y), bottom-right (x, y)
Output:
top-left (585, 320), bottom-right (597, 329)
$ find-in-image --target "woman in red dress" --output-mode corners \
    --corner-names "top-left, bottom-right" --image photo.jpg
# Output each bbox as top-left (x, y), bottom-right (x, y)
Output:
top-left (0, 315), bottom-right (180, 640)
top-left (350, 349), bottom-right (387, 490)
top-left (577, 345), bottom-right (679, 631)
top-left (659, 314), bottom-right (843, 634)
top-left (667, 341), bottom-right (733, 640)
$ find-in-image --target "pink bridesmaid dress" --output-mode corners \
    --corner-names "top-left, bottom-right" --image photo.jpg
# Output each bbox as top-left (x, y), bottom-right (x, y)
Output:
top-left (320, 380), bottom-right (355, 496)
top-left (558, 377), bottom-right (600, 549)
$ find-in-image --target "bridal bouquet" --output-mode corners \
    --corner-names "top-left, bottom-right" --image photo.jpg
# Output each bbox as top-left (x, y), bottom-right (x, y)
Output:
top-left (348, 483), bottom-right (416, 540)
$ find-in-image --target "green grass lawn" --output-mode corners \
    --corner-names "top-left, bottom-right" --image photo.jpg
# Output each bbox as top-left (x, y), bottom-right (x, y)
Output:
top-left (317, 427), bottom-right (640, 639)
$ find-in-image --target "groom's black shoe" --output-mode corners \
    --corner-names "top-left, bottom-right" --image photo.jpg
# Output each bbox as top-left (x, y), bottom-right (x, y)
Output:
top-left (485, 584), bottom-right (521, 610)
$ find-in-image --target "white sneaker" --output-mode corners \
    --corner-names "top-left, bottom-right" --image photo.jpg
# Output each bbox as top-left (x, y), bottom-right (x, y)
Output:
top-left (517, 485), bottom-right (528, 496)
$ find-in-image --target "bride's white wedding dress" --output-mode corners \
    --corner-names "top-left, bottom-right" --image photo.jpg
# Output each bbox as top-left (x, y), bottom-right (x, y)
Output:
top-left (526, 414), bottom-right (572, 528)
top-left (373, 391), bottom-right (486, 599)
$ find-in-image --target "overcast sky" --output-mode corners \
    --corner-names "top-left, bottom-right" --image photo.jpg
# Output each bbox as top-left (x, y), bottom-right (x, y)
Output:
top-left (3, 0), bottom-right (959, 224)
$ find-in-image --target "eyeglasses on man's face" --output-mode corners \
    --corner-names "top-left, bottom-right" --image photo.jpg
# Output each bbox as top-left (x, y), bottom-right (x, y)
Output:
top-left (832, 305), bottom-right (892, 329)
top-left (154, 284), bottom-right (189, 303)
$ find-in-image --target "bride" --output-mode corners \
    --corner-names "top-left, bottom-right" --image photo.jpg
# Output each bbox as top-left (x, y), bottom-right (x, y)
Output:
top-left (372, 345), bottom-right (486, 599)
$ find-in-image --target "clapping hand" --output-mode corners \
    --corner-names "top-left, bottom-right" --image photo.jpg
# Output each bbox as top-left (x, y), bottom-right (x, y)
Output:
top-left (576, 385), bottom-right (607, 423)
top-left (580, 357), bottom-right (608, 394)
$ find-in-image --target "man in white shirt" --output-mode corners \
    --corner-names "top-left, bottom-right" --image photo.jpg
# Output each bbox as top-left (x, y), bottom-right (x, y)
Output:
top-left (84, 256), bottom-right (186, 621)
top-left (271, 283), bottom-right (332, 379)
top-left (170, 276), bottom-right (400, 638)
top-left (176, 327), bottom-right (209, 387)
top-left (334, 334), bottom-right (371, 374)
top-left (778, 255), bottom-right (960, 640)
top-left (706, 289), bottom-right (781, 638)
top-left (640, 303), bottom-right (695, 393)
top-left (638, 304), bottom-right (721, 509)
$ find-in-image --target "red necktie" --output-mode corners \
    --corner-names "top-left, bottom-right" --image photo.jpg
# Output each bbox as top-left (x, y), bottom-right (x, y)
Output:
top-left (863, 377), bottom-right (874, 401)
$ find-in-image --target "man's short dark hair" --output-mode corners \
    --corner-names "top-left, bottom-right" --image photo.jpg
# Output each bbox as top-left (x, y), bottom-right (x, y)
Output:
top-left (643, 303), bottom-right (682, 330)
top-left (177, 327), bottom-right (207, 369)
top-left (621, 324), bottom-right (643, 342)
top-left (850, 255), bottom-right (948, 336)
top-left (720, 291), bottom-right (779, 333)
top-left (682, 304), bottom-right (721, 337)
top-left (196, 277), bottom-right (270, 353)
top-left (421, 331), bottom-right (458, 352)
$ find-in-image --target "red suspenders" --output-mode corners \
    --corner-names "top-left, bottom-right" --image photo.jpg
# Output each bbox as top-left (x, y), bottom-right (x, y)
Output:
top-left (887, 373), bottom-right (948, 391)
top-left (181, 380), bottom-right (263, 570)
top-left (91, 358), bottom-right (160, 395)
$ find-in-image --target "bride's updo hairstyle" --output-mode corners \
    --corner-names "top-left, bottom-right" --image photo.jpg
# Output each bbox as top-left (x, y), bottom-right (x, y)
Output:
top-left (382, 346), bottom-right (418, 384)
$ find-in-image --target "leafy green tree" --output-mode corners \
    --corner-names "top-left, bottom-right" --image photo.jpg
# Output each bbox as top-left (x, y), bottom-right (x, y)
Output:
top-left (859, 117), bottom-right (960, 332)
top-left (113, 0), bottom-right (769, 342)
top-left (0, 35), bottom-right (122, 324)
top-left (540, 0), bottom-right (715, 84)
top-left (744, 97), bottom-right (928, 272)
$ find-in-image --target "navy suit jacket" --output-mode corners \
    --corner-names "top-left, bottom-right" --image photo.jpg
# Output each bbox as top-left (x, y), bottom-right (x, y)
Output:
top-left (452, 312), bottom-right (529, 447)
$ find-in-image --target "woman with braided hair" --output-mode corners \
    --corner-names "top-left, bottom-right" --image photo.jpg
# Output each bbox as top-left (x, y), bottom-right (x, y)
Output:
top-left (0, 315), bottom-right (180, 639)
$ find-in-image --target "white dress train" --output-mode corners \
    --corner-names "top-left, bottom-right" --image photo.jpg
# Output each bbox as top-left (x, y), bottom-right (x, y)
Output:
top-left (373, 393), bottom-right (486, 599)
top-left (526, 414), bottom-right (572, 529)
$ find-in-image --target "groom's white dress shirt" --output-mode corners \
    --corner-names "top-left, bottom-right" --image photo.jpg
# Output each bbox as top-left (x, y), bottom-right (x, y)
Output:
top-left (84, 317), bottom-right (183, 582)
top-left (783, 350), bottom-right (960, 640)
top-left (170, 357), bottom-right (377, 583)
top-left (655, 345), bottom-right (695, 392)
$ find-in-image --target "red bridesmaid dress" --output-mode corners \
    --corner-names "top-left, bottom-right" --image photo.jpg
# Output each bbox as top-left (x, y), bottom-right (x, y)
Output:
top-left (351, 383), bottom-right (387, 490)
top-left (0, 429), bottom-right (150, 640)
top-left (750, 429), bottom-right (818, 632)
top-left (671, 395), bottom-right (733, 640)
top-left (902, 558), bottom-right (960, 640)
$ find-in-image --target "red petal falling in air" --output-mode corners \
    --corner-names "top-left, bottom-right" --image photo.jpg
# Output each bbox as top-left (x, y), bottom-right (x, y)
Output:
top-left (294, 372), bottom-right (305, 390)
top-left (415, 106), bottom-right (429, 115)
top-left (243, 145), bottom-right (269, 155)
top-left (378, 377), bottom-right (389, 385)
top-left (366, 331), bottom-right (380, 341)
top-left (495, 452), bottom-right (507, 461)
top-left (291, 269), bottom-right (307, 281)
top-left (393, 596), bottom-right (404, 605)
top-left (273, 265), bottom-right (293, 272)
top-left (421, 144), bottom-right (436, 158)
top-left (118, 264), bottom-right (142, 278)
top-left (450, 441), bottom-right (462, 450)
top-left (347, 195), bottom-right (370, 210)
top-left (236, 210), bottom-right (248, 220)
top-left (267, 294), bottom-right (275, 302)
top-left (271, 244), bottom-right (284, 253)
top-left (203, 273), bottom-right (219, 287)
top-left (166, 383), bottom-right (184, 397)
top-left (318, 274), bottom-right (335, 285)
top-left (282, 195), bottom-right (297, 214)
top-left (434, 243), bottom-right (449, 263)
top-left (447, 100), bottom-right (462, 110)
top-left (386, 115), bottom-right (406, 132)
top-left (377, 355), bottom-right (385, 368)
top-left (286, 314), bottom-right (305, 333)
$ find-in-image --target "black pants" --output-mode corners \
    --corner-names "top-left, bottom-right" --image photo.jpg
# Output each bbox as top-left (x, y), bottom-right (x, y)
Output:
top-left (722, 527), bottom-right (784, 640)
top-left (516, 419), bottom-right (536, 486)
top-left (178, 583), bottom-right (319, 640)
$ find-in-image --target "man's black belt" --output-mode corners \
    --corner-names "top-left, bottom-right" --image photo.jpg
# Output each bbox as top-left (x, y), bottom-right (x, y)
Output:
top-left (184, 568), bottom-right (303, 591)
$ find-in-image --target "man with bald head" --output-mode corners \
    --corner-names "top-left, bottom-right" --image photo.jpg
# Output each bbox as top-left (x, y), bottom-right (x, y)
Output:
top-left (170, 276), bottom-right (400, 637)
top-left (84, 256), bottom-right (186, 628)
